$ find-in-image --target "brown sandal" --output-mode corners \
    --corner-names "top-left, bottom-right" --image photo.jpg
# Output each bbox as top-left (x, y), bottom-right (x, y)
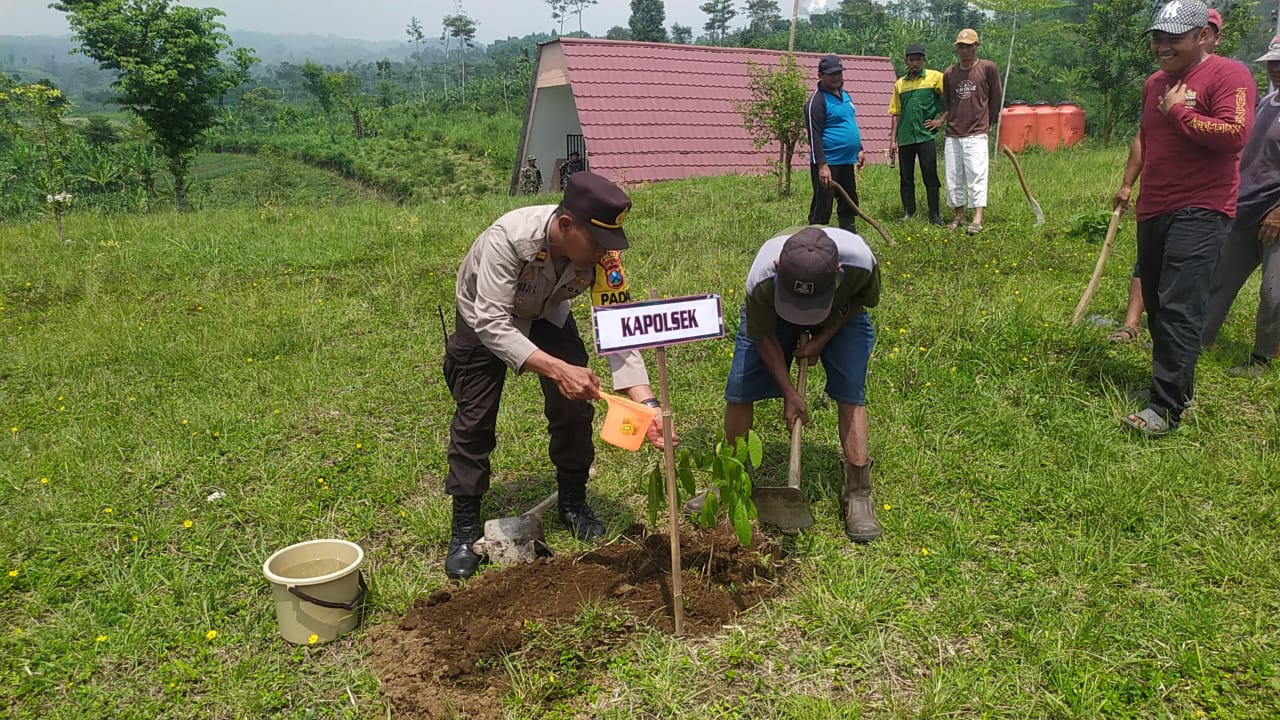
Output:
top-left (1108, 325), bottom-right (1139, 343)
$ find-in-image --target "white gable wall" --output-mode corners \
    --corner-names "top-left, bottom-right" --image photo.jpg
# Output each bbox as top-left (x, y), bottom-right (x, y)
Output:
top-left (525, 85), bottom-right (583, 193)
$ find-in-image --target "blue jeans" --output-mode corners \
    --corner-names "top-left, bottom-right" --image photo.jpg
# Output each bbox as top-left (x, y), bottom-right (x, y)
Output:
top-left (724, 309), bottom-right (874, 406)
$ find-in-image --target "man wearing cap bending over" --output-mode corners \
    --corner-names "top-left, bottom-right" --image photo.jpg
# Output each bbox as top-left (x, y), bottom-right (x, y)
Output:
top-left (442, 172), bottom-right (670, 579)
top-left (889, 42), bottom-right (946, 225)
top-left (941, 28), bottom-right (1002, 235)
top-left (724, 226), bottom-right (882, 542)
top-left (1121, 0), bottom-right (1255, 436)
top-left (805, 53), bottom-right (866, 233)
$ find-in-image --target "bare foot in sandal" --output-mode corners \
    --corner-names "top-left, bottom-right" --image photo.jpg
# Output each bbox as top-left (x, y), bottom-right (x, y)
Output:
top-left (1108, 325), bottom-right (1139, 343)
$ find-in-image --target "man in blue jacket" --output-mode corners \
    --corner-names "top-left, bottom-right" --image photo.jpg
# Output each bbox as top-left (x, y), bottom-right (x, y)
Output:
top-left (805, 54), bottom-right (866, 232)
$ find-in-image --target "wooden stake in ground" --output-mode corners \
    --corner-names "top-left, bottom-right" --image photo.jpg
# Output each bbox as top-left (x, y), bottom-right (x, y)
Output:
top-left (829, 182), bottom-right (896, 247)
top-left (1072, 205), bottom-right (1125, 325)
top-left (1001, 145), bottom-right (1045, 226)
top-left (650, 288), bottom-right (684, 636)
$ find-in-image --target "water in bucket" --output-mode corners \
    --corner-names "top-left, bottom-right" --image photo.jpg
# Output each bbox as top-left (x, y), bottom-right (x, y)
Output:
top-left (262, 539), bottom-right (366, 645)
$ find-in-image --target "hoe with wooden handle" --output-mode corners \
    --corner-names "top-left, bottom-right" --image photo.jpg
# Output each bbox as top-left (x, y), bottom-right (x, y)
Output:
top-left (753, 334), bottom-right (816, 532)
top-left (1072, 205), bottom-right (1125, 325)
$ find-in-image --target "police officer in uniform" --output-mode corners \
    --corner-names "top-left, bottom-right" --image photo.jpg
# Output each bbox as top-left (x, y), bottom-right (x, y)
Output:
top-left (443, 171), bottom-right (670, 580)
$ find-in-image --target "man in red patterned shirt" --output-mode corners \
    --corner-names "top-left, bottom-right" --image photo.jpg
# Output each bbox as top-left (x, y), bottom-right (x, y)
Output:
top-left (1122, 0), bottom-right (1256, 435)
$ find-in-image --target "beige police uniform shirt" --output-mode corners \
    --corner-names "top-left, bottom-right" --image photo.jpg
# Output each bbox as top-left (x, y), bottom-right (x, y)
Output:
top-left (455, 205), bottom-right (650, 390)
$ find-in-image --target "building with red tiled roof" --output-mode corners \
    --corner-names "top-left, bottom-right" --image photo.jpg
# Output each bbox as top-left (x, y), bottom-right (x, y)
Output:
top-left (513, 38), bottom-right (897, 193)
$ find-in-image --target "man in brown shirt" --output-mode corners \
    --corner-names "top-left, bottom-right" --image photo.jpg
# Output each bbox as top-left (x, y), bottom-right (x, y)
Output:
top-left (941, 28), bottom-right (1002, 234)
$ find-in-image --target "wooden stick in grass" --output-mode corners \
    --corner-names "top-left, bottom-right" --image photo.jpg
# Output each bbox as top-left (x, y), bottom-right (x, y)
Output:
top-left (829, 182), bottom-right (896, 247)
top-left (649, 287), bottom-right (684, 636)
top-left (1072, 205), bottom-right (1125, 325)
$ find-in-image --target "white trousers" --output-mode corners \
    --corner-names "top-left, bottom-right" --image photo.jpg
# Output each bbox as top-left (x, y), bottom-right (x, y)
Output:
top-left (944, 134), bottom-right (989, 209)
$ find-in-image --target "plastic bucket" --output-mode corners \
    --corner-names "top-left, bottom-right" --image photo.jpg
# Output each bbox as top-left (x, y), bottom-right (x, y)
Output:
top-left (262, 539), bottom-right (366, 645)
top-left (599, 393), bottom-right (659, 451)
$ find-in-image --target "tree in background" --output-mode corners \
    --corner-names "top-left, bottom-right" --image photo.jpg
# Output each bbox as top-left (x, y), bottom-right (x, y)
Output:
top-left (405, 16), bottom-right (426, 102)
top-left (567, 0), bottom-right (599, 33)
top-left (300, 61), bottom-right (338, 142)
top-left (1213, 0), bottom-right (1261, 58)
top-left (744, 0), bottom-right (784, 36)
top-left (331, 72), bottom-right (367, 139)
top-left (54, 0), bottom-right (256, 211)
top-left (701, 0), bottom-right (738, 44)
top-left (671, 23), bottom-right (694, 44)
top-left (1083, 0), bottom-right (1158, 143)
top-left (0, 82), bottom-right (73, 240)
top-left (630, 0), bottom-right (668, 42)
top-left (442, 13), bottom-right (478, 99)
top-left (546, 0), bottom-right (570, 34)
top-left (606, 25), bottom-right (634, 40)
top-left (735, 55), bottom-right (808, 195)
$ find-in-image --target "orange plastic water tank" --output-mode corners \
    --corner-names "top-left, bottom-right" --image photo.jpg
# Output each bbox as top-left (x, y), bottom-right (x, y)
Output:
top-left (1058, 101), bottom-right (1085, 148)
top-left (998, 101), bottom-right (1035, 153)
top-left (1032, 101), bottom-right (1061, 151)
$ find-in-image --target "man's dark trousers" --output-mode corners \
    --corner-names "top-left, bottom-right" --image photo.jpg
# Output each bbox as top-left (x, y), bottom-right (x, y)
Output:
top-left (442, 312), bottom-right (594, 497)
top-left (809, 163), bottom-right (858, 232)
top-left (898, 139), bottom-right (940, 218)
top-left (1136, 208), bottom-right (1231, 426)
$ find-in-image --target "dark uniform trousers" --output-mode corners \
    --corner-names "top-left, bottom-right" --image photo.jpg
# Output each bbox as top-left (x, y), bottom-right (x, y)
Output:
top-left (1136, 208), bottom-right (1230, 426)
top-left (442, 311), bottom-right (594, 497)
top-left (808, 163), bottom-right (858, 233)
top-left (898, 139), bottom-right (941, 218)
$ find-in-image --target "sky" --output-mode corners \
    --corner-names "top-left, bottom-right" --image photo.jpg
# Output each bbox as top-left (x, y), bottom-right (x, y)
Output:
top-left (0, 1), bottom-right (823, 44)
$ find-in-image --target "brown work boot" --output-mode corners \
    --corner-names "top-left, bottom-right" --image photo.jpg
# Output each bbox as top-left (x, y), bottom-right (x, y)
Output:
top-left (841, 460), bottom-right (881, 543)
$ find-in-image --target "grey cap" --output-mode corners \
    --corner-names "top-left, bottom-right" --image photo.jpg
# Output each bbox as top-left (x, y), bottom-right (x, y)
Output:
top-left (905, 43), bottom-right (926, 57)
top-left (818, 54), bottom-right (844, 75)
top-left (1257, 35), bottom-right (1280, 62)
top-left (1146, 0), bottom-right (1209, 34)
top-left (774, 227), bottom-right (840, 326)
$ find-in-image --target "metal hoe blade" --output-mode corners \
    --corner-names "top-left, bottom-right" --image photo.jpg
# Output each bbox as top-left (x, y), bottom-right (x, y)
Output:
top-left (753, 335), bottom-right (816, 532)
top-left (474, 491), bottom-right (558, 565)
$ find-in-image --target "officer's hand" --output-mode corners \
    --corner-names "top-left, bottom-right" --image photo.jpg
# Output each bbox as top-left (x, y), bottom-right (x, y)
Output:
top-left (1113, 184), bottom-right (1132, 210)
top-left (818, 163), bottom-right (832, 187)
top-left (554, 364), bottom-right (601, 401)
top-left (644, 413), bottom-right (677, 450)
top-left (856, 151), bottom-right (866, 171)
top-left (1262, 207), bottom-right (1280, 245)
top-left (783, 390), bottom-right (809, 430)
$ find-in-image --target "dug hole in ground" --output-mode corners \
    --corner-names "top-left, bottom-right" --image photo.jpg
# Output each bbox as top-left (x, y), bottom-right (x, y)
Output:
top-left (366, 521), bottom-right (784, 719)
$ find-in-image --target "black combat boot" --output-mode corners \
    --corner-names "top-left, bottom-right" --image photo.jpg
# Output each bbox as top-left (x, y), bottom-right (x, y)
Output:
top-left (444, 495), bottom-right (485, 580)
top-left (557, 481), bottom-right (605, 542)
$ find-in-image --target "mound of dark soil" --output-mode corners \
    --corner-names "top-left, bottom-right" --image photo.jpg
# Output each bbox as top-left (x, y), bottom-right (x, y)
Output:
top-left (366, 524), bottom-right (783, 720)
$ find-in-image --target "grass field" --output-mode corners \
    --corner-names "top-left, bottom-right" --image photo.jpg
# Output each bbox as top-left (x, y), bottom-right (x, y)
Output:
top-left (2, 144), bottom-right (1279, 719)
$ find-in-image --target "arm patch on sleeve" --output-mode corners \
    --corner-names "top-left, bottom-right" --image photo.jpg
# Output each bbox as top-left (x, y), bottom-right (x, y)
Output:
top-left (593, 250), bottom-right (632, 306)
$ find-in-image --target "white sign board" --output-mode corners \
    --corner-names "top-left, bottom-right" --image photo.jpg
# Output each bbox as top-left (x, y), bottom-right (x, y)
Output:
top-left (592, 294), bottom-right (724, 354)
